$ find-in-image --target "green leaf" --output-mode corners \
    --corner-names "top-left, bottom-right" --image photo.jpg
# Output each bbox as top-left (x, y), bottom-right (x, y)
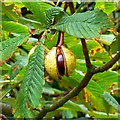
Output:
top-left (100, 34), bottom-right (115, 46)
top-left (93, 71), bottom-right (119, 90)
top-left (85, 80), bottom-right (109, 112)
top-left (9, 56), bottom-right (28, 80)
top-left (59, 100), bottom-right (88, 113)
top-left (95, 2), bottom-right (116, 15)
top-left (88, 111), bottom-right (119, 118)
top-left (14, 43), bottom-right (45, 118)
top-left (2, 30), bottom-right (10, 41)
top-left (2, 3), bottom-right (18, 21)
top-left (45, 7), bottom-right (66, 28)
top-left (0, 34), bottom-right (29, 65)
top-left (110, 34), bottom-right (120, 54)
top-left (87, 40), bottom-right (110, 62)
top-left (103, 92), bottom-right (120, 111)
top-left (62, 110), bottom-right (74, 118)
top-left (54, 9), bottom-right (113, 39)
top-left (2, 21), bottom-right (29, 34)
top-left (23, 1), bottom-right (51, 24)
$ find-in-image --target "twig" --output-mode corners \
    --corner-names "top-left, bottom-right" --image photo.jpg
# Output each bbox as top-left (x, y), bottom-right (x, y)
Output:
top-left (64, 2), bottom-right (69, 12)
top-left (42, 91), bottom-right (69, 97)
top-left (81, 38), bottom-right (92, 68)
top-left (68, 0), bottom-right (75, 14)
top-left (36, 31), bottom-right (44, 45)
top-left (94, 51), bottom-right (120, 73)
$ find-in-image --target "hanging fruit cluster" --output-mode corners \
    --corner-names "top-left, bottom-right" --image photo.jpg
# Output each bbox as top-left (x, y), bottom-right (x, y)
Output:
top-left (45, 32), bottom-right (76, 80)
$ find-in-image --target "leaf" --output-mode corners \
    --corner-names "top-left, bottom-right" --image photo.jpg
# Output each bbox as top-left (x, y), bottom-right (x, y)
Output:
top-left (0, 34), bottom-right (29, 65)
top-left (20, 16), bottom-right (42, 25)
top-left (2, 30), bottom-right (9, 41)
top-left (9, 56), bottom-right (28, 80)
top-left (88, 111), bottom-right (119, 118)
top-left (59, 100), bottom-right (88, 113)
top-left (62, 110), bottom-right (74, 118)
top-left (77, 79), bottom-right (117, 114)
top-left (93, 71), bottom-right (119, 90)
top-left (2, 3), bottom-right (18, 21)
top-left (103, 92), bottom-right (120, 111)
top-left (100, 34), bottom-right (115, 46)
top-left (45, 7), bottom-right (66, 28)
top-left (95, 2), bottom-right (116, 15)
top-left (110, 34), bottom-right (120, 54)
top-left (85, 80), bottom-right (108, 112)
top-left (23, 1), bottom-right (51, 24)
top-left (14, 43), bottom-right (45, 118)
top-left (2, 21), bottom-right (29, 34)
top-left (89, 40), bottom-right (110, 61)
top-left (54, 9), bottom-right (113, 39)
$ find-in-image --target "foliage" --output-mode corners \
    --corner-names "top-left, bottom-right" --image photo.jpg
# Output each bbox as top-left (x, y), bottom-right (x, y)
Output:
top-left (54, 9), bottom-right (113, 39)
top-left (1, 1), bottom-right (120, 119)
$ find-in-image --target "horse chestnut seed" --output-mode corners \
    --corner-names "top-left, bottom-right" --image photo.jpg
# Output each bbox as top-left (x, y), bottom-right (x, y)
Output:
top-left (45, 46), bottom-right (76, 80)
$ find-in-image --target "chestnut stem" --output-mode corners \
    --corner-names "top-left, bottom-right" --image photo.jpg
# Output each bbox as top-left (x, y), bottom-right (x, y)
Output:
top-left (56, 31), bottom-right (64, 47)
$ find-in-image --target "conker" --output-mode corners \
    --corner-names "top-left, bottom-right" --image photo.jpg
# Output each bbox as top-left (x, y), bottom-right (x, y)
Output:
top-left (45, 46), bottom-right (76, 80)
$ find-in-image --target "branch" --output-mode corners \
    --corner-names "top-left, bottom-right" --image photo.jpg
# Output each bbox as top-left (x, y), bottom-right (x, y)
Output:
top-left (0, 102), bottom-right (12, 117)
top-left (81, 38), bottom-right (92, 68)
top-left (94, 51), bottom-right (120, 73)
top-left (37, 70), bottom-right (93, 119)
top-left (42, 91), bottom-right (69, 97)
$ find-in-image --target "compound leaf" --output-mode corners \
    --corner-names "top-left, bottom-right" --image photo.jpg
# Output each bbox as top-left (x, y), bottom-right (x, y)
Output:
top-left (14, 43), bottom-right (44, 118)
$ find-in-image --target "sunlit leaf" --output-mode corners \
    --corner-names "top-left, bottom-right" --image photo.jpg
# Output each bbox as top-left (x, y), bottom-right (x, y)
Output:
top-left (62, 110), bottom-right (74, 118)
top-left (103, 92), bottom-right (120, 111)
top-left (95, 2), bottom-right (116, 15)
top-left (2, 3), bottom-right (18, 21)
top-left (23, 1), bottom-right (52, 25)
top-left (110, 34), bottom-right (120, 54)
top-left (59, 100), bottom-right (89, 113)
top-left (2, 21), bottom-right (29, 34)
top-left (87, 40), bottom-right (110, 62)
top-left (100, 34), bottom-right (115, 46)
top-left (93, 71), bottom-right (119, 90)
